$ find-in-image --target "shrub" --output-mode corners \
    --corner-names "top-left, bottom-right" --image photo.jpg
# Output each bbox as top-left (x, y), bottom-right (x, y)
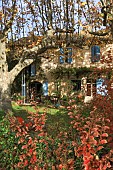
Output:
top-left (1, 88), bottom-right (113, 170)
top-left (0, 113), bottom-right (19, 169)
top-left (0, 110), bottom-right (77, 169)
top-left (68, 93), bottom-right (113, 170)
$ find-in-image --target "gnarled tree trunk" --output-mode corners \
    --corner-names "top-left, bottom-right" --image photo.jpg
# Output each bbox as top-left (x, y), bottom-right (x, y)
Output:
top-left (0, 27), bottom-right (57, 112)
top-left (0, 79), bottom-right (12, 112)
top-left (0, 41), bottom-right (33, 112)
top-left (0, 39), bottom-right (12, 112)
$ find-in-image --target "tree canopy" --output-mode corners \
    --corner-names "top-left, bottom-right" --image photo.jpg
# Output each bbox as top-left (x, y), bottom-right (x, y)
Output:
top-left (0, 0), bottom-right (113, 55)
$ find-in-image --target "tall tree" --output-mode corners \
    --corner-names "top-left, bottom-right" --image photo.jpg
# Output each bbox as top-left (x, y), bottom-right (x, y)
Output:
top-left (0, 0), bottom-right (113, 111)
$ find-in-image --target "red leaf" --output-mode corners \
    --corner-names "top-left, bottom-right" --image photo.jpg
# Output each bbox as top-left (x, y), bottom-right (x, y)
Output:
top-left (17, 117), bottom-right (24, 124)
top-left (38, 132), bottom-right (45, 137)
top-left (22, 145), bottom-right (27, 149)
top-left (97, 146), bottom-right (103, 151)
top-left (59, 164), bottom-right (63, 170)
top-left (29, 148), bottom-right (33, 154)
top-left (101, 133), bottom-right (108, 137)
top-left (28, 137), bottom-right (33, 145)
top-left (24, 160), bottom-right (28, 166)
top-left (100, 139), bottom-right (107, 144)
top-left (32, 155), bottom-right (37, 162)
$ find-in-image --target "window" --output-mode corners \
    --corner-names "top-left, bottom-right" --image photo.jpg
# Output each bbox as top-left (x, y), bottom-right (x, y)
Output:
top-left (59, 47), bottom-right (72, 64)
top-left (30, 63), bottom-right (36, 76)
top-left (96, 78), bottom-right (108, 96)
top-left (21, 70), bottom-right (26, 97)
top-left (86, 79), bottom-right (96, 96)
top-left (91, 45), bottom-right (100, 62)
top-left (42, 81), bottom-right (48, 96)
top-left (71, 80), bottom-right (81, 91)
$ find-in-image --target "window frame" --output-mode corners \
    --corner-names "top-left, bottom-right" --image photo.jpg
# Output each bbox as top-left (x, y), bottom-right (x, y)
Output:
top-left (59, 47), bottom-right (73, 64)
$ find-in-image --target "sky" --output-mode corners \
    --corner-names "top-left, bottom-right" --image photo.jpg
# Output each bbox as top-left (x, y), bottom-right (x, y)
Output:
top-left (0, 0), bottom-right (106, 40)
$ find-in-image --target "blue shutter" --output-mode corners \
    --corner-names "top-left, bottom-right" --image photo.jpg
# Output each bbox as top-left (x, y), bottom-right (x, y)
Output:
top-left (60, 48), bottom-right (64, 54)
top-left (42, 81), bottom-right (48, 96)
top-left (59, 48), bottom-right (64, 64)
top-left (22, 70), bottom-right (26, 97)
top-left (91, 46), bottom-right (100, 62)
top-left (66, 47), bottom-right (73, 64)
top-left (22, 85), bottom-right (26, 96)
top-left (67, 47), bottom-right (72, 63)
top-left (67, 57), bottom-right (72, 63)
top-left (95, 45), bottom-right (100, 62)
top-left (67, 47), bottom-right (72, 57)
top-left (59, 56), bottom-right (64, 64)
top-left (31, 63), bottom-right (36, 76)
top-left (96, 78), bottom-right (107, 96)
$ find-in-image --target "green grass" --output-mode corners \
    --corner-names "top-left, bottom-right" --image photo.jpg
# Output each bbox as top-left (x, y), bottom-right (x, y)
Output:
top-left (0, 110), bottom-right (5, 121)
top-left (12, 102), bottom-right (59, 114)
top-left (46, 110), bottom-right (71, 136)
top-left (12, 102), bottom-right (71, 137)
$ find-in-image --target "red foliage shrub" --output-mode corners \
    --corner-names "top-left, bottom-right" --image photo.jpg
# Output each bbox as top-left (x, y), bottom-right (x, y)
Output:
top-left (68, 106), bottom-right (113, 170)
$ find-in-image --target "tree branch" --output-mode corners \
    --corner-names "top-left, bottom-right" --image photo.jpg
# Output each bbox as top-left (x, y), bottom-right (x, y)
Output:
top-left (88, 30), bottom-right (110, 36)
top-left (100, 0), bottom-right (105, 6)
top-left (3, 0), bottom-right (17, 36)
top-left (19, 36), bottom-right (57, 59)
top-left (9, 58), bottom-right (33, 84)
top-left (9, 29), bottom-right (58, 83)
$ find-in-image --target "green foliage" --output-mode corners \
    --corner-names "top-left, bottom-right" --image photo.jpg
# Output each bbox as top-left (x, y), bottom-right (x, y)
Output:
top-left (1, 82), bottom-right (113, 170)
top-left (0, 114), bottom-right (19, 169)
top-left (68, 105), bottom-right (113, 170)
top-left (50, 66), bottom-right (92, 80)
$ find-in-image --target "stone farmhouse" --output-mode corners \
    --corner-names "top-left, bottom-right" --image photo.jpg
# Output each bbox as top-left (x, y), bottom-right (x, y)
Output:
top-left (22, 39), bottom-right (113, 103)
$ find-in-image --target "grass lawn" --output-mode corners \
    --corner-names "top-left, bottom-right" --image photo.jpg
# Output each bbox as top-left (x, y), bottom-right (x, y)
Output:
top-left (0, 102), bottom-right (71, 136)
top-left (12, 102), bottom-right (71, 136)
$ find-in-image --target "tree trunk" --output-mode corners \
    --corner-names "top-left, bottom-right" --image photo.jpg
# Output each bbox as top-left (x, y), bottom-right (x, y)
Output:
top-left (0, 39), bottom-right (12, 112)
top-left (0, 80), bottom-right (12, 112)
top-left (0, 27), bottom-right (56, 112)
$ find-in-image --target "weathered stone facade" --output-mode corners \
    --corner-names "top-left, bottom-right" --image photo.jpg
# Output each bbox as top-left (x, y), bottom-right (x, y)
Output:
top-left (26, 43), bottom-right (113, 102)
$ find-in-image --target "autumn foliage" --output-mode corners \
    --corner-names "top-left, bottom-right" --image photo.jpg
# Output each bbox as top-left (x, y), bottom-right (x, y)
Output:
top-left (0, 96), bottom-right (112, 170)
top-left (0, 74), bottom-right (113, 169)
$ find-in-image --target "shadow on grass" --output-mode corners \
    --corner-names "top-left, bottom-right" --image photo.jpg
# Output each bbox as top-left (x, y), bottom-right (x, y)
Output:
top-left (0, 110), bottom-right (5, 121)
top-left (12, 103), bottom-right (29, 119)
top-left (46, 109), bottom-right (71, 137)
top-left (12, 102), bottom-right (71, 137)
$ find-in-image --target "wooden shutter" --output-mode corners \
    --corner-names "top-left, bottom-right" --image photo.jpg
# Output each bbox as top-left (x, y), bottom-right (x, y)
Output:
top-left (91, 45), bottom-right (100, 62)
top-left (59, 56), bottom-right (64, 64)
top-left (66, 47), bottom-right (72, 64)
top-left (31, 63), bottom-right (36, 76)
top-left (67, 57), bottom-right (72, 64)
top-left (42, 81), bottom-right (48, 96)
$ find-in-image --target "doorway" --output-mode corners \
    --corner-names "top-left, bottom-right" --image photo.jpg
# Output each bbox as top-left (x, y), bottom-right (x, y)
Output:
top-left (29, 81), bottom-right (42, 101)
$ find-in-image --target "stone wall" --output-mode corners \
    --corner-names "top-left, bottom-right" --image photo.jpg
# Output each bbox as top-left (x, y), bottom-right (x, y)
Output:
top-left (31, 44), bottom-right (113, 101)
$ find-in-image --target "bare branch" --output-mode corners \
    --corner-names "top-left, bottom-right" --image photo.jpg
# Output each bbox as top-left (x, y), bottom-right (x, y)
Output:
top-left (9, 30), bottom-right (58, 83)
top-left (3, 0), bottom-right (17, 36)
top-left (88, 30), bottom-right (110, 36)
top-left (100, 0), bottom-right (105, 6)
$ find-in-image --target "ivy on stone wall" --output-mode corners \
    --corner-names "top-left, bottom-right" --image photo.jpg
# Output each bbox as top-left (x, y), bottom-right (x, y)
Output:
top-left (50, 66), bottom-right (92, 80)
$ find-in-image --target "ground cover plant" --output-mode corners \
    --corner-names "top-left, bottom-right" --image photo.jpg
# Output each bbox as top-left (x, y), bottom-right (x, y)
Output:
top-left (0, 89), bottom-right (113, 170)
top-left (0, 68), bottom-right (113, 170)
